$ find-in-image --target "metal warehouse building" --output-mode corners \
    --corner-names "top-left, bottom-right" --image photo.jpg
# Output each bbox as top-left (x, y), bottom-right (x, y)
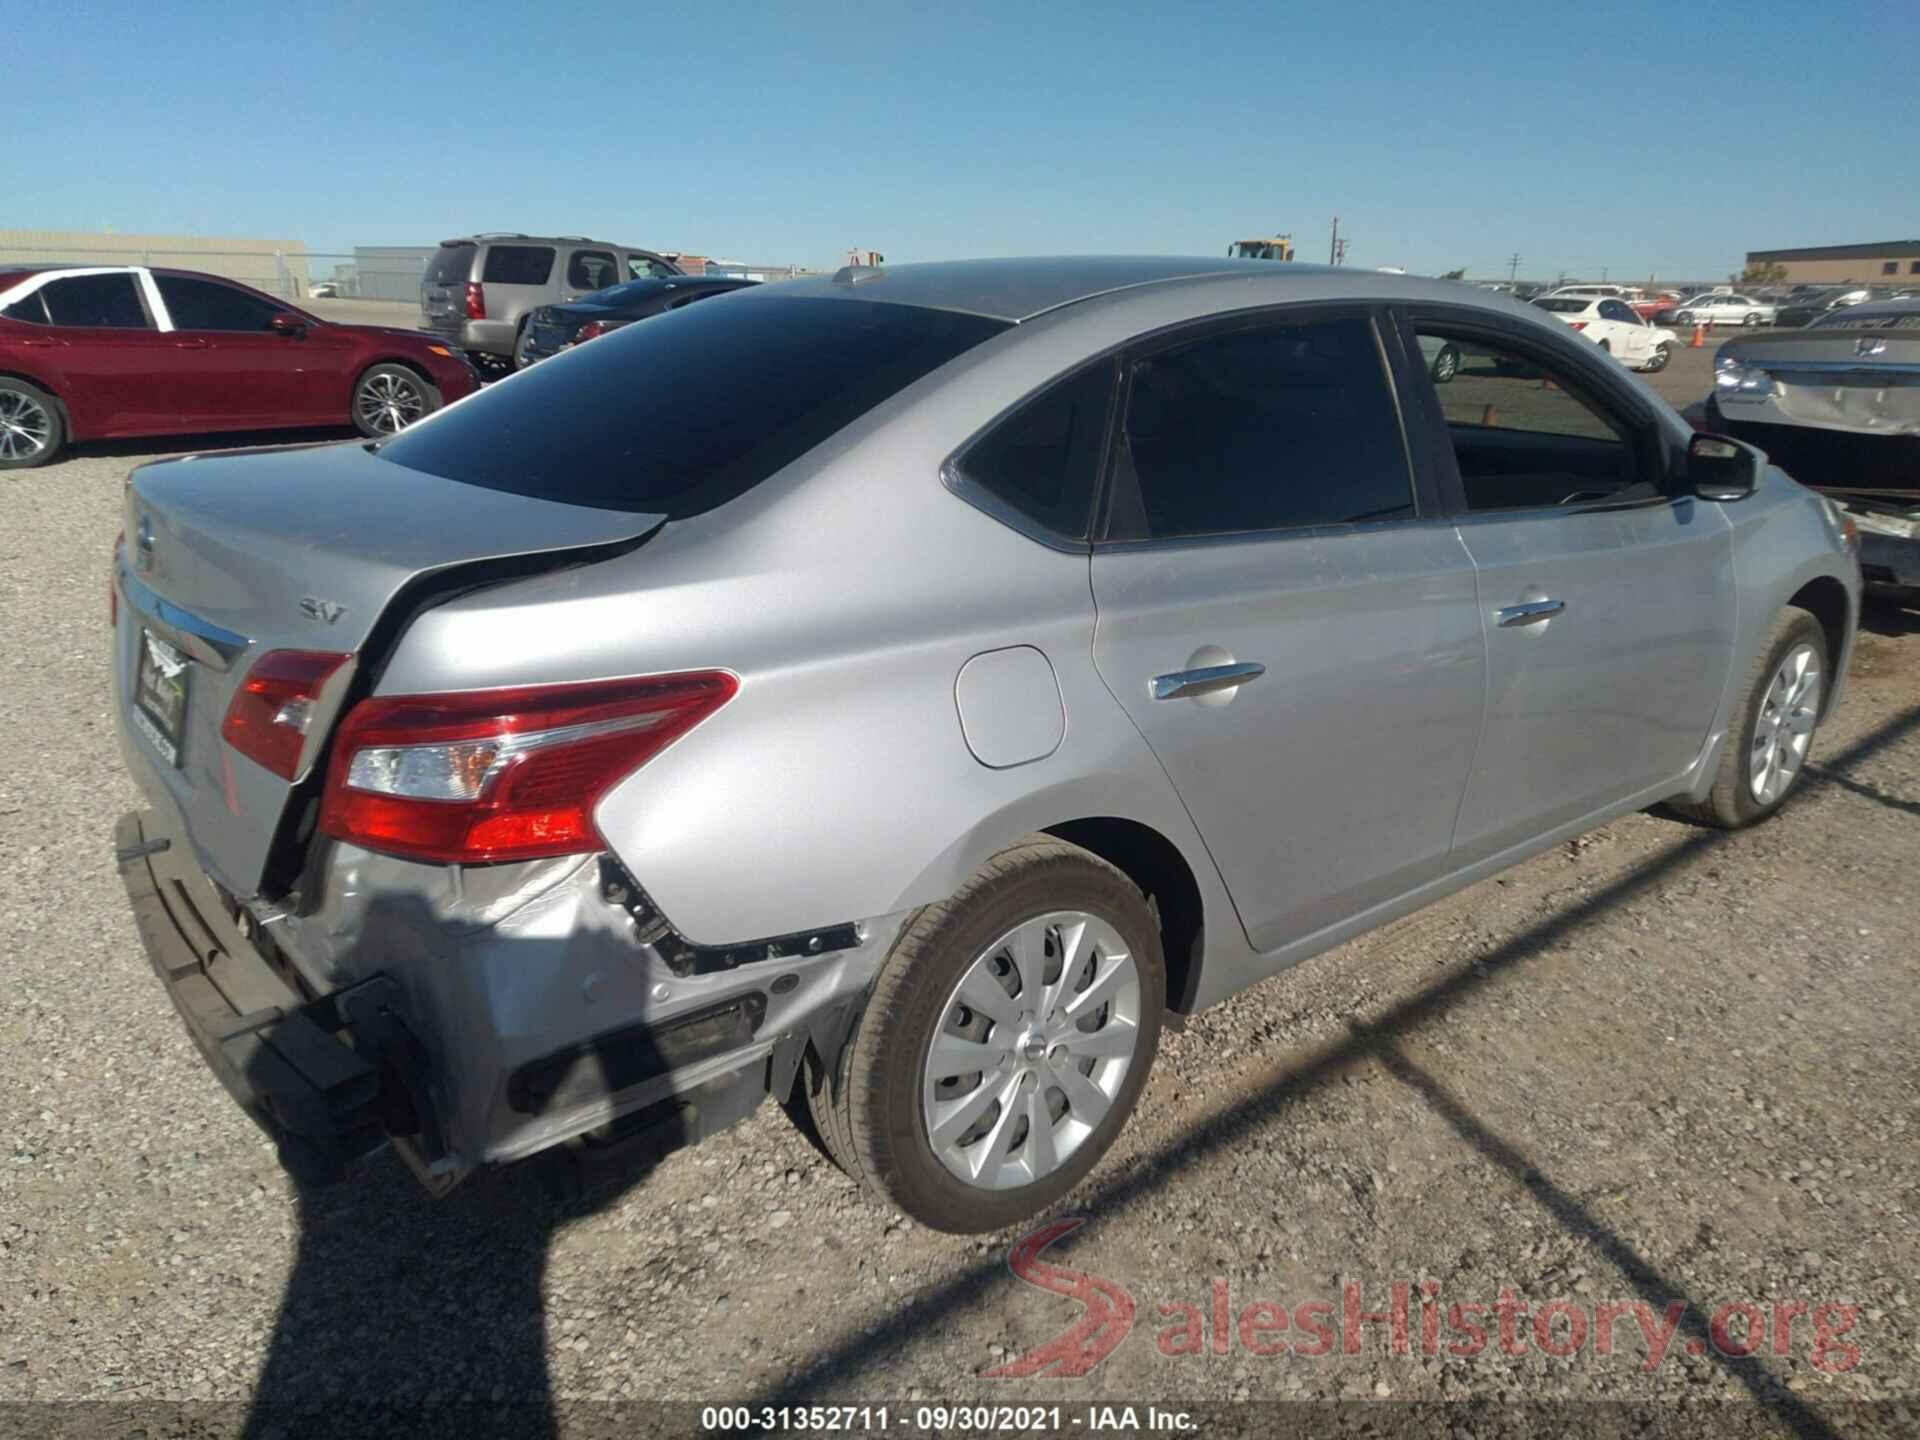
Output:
top-left (1746, 239), bottom-right (1920, 285)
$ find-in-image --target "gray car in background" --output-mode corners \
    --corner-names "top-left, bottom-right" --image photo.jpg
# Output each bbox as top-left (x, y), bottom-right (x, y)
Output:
top-left (114, 258), bottom-right (1859, 1233)
top-left (419, 233), bottom-right (681, 368)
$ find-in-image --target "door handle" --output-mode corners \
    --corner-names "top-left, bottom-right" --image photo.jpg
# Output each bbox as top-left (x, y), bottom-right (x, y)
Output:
top-left (1150, 661), bottom-right (1266, 701)
top-left (172, 338), bottom-right (209, 349)
top-left (1495, 599), bottom-right (1566, 627)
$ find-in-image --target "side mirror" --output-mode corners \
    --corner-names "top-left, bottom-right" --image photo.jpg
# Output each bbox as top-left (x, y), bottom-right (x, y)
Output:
top-left (1687, 432), bottom-right (1759, 502)
top-left (268, 312), bottom-right (306, 336)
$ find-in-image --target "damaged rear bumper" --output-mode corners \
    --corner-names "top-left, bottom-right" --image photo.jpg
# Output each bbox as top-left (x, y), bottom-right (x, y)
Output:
top-left (114, 809), bottom-right (439, 1186)
top-left (116, 802), bottom-right (899, 1194)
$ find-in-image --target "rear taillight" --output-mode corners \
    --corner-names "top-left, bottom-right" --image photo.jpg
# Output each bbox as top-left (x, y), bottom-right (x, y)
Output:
top-left (318, 671), bottom-right (737, 864)
top-left (221, 650), bottom-right (351, 781)
top-left (573, 320), bottom-right (610, 344)
top-left (1568, 321), bottom-right (1588, 331)
top-left (464, 281), bottom-right (486, 320)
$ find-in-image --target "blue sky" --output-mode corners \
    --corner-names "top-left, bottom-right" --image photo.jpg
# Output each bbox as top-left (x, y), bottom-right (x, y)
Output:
top-left (8, 0), bottom-right (1917, 282)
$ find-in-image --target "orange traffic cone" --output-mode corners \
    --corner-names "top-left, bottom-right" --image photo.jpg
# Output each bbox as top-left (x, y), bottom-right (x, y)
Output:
top-left (1689, 323), bottom-right (1706, 348)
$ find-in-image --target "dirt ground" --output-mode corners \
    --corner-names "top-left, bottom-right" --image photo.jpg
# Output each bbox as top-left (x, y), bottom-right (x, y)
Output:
top-left (1, 347), bottom-right (1915, 1439)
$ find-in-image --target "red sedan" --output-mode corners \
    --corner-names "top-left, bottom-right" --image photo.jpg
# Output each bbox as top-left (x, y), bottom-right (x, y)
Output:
top-left (0, 265), bottom-right (480, 468)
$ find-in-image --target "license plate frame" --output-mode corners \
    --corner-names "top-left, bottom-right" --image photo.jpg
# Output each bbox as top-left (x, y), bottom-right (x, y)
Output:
top-left (133, 629), bottom-right (190, 767)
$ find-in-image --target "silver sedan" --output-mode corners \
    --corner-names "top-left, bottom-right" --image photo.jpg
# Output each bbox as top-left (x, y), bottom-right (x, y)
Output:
top-left (113, 257), bottom-right (1859, 1232)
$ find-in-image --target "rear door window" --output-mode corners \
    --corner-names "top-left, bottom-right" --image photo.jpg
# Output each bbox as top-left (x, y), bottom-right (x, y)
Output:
top-left (481, 246), bottom-right (555, 286)
top-left (567, 250), bottom-right (620, 292)
top-left (377, 296), bottom-right (1009, 518)
top-left (1108, 315), bottom-right (1415, 540)
top-left (40, 274), bottom-right (151, 328)
top-left (628, 253), bottom-right (680, 280)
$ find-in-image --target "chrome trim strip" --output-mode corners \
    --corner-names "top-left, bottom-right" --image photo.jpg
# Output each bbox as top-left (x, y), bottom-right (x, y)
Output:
top-left (1760, 359), bottom-right (1920, 377)
top-left (118, 565), bottom-right (250, 668)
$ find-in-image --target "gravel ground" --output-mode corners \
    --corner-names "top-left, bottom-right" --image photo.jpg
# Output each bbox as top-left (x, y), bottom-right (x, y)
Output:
top-left (2, 413), bottom-right (1916, 1440)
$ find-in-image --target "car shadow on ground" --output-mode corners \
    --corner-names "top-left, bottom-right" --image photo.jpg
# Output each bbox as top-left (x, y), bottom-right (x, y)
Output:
top-left (746, 704), bottom-right (1919, 1435)
top-left (231, 707), bottom-right (1919, 1440)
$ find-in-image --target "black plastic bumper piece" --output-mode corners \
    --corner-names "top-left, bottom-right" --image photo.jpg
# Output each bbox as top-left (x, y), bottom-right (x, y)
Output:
top-left (115, 809), bottom-right (394, 1186)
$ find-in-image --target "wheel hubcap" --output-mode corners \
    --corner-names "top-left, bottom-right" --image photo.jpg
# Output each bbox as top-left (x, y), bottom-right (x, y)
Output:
top-left (0, 391), bottom-right (52, 459)
top-left (1750, 643), bottom-right (1821, 805)
top-left (356, 373), bottom-right (424, 435)
top-left (921, 911), bottom-right (1141, 1191)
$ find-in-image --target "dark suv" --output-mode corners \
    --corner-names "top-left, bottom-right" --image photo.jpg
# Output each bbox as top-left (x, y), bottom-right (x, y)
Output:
top-left (419, 234), bottom-right (680, 367)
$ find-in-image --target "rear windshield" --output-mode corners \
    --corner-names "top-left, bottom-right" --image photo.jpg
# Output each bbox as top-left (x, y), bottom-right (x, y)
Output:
top-left (424, 243), bottom-right (477, 286)
top-left (1531, 298), bottom-right (1590, 313)
top-left (376, 296), bottom-right (1010, 517)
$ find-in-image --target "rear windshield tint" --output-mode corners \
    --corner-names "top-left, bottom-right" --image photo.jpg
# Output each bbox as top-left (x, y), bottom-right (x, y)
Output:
top-left (424, 244), bottom-right (477, 286)
top-left (376, 296), bottom-right (1010, 517)
top-left (1531, 298), bottom-right (1590, 314)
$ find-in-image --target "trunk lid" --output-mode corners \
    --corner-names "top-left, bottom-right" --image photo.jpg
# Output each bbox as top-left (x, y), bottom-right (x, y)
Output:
top-left (118, 441), bottom-right (662, 897)
top-left (1722, 328), bottom-right (1920, 436)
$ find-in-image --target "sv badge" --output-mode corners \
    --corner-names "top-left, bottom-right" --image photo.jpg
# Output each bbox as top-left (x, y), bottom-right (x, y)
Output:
top-left (300, 596), bottom-right (347, 625)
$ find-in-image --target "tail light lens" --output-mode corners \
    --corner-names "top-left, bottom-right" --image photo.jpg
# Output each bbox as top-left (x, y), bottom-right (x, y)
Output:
top-left (1568, 321), bottom-right (1588, 331)
top-left (573, 320), bottom-right (610, 344)
top-left (464, 281), bottom-right (486, 320)
top-left (221, 650), bottom-right (352, 780)
top-left (318, 671), bottom-right (737, 864)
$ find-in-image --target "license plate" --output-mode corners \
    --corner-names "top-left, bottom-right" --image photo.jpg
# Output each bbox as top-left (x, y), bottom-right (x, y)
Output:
top-left (133, 630), bottom-right (189, 767)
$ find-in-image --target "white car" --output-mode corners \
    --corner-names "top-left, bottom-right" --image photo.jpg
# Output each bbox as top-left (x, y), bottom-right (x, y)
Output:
top-left (1530, 295), bottom-right (1678, 373)
top-left (1668, 293), bottom-right (1775, 328)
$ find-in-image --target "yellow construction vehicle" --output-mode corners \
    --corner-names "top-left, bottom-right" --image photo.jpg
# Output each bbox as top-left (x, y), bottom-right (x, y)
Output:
top-left (1228, 235), bottom-right (1294, 261)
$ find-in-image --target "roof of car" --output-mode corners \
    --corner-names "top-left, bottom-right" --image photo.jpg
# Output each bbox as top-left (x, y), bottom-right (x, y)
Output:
top-left (760, 255), bottom-right (1489, 323)
top-left (1816, 297), bottom-right (1920, 319)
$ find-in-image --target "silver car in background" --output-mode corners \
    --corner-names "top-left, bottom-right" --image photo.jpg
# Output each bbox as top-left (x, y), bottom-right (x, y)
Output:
top-left (115, 258), bottom-right (1859, 1233)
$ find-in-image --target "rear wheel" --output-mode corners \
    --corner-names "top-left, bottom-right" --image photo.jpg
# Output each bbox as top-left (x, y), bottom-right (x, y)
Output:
top-left (802, 836), bottom-right (1164, 1233)
top-left (352, 364), bottom-right (439, 439)
top-left (1675, 310), bottom-right (1695, 326)
top-left (1641, 342), bottom-right (1673, 374)
top-left (1429, 344), bottom-right (1460, 384)
top-left (1743, 312), bottom-right (1765, 327)
top-left (1668, 606), bottom-right (1828, 828)
top-left (0, 378), bottom-right (63, 469)
top-left (512, 320), bottom-right (535, 370)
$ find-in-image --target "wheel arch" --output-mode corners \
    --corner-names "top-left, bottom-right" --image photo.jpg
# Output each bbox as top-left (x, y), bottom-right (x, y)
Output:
top-left (0, 369), bottom-right (73, 431)
top-left (1786, 574), bottom-right (1851, 717)
top-left (1045, 816), bottom-right (1207, 1015)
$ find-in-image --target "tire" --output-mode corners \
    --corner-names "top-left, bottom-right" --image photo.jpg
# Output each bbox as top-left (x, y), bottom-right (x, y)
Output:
top-left (0, 377), bottom-right (65, 469)
top-left (1675, 310), bottom-right (1694, 326)
top-left (351, 364), bottom-right (440, 439)
top-left (1641, 342), bottom-right (1673, 374)
top-left (512, 320), bottom-right (535, 370)
top-left (1429, 344), bottom-right (1460, 384)
top-left (803, 836), bottom-right (1164, 1233)
top-left (1667, 606), bottom-right (1829, 829)
top-left (1743, 312), bottom-right (1764, 327)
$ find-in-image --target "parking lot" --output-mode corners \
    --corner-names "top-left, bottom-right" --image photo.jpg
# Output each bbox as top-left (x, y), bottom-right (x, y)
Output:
top-left (3, 337), bottom-right (1917, 1438)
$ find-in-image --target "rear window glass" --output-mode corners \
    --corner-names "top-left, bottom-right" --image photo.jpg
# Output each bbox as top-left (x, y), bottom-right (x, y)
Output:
top-left (1531, 298), bottom-right (1590, 314)
top-left (42, 273), bottom-right (150, 328)
top-left (481, 246), bottom-right (555, 286)
top-left (424, 244), bottom-right (477, 285)
top-left (377, 296), bottom-right (1009, 517)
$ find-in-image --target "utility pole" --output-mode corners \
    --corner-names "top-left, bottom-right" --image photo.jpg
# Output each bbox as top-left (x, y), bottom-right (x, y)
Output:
top-left (1333, 238), bottom-right (1350, 266)
top-left (1601, 266), bottom-right (1609, 282)
top-left (1508, 252), bottom-right (1521, 283)
top-left (1329, 216), bottom-right (1339, 267)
